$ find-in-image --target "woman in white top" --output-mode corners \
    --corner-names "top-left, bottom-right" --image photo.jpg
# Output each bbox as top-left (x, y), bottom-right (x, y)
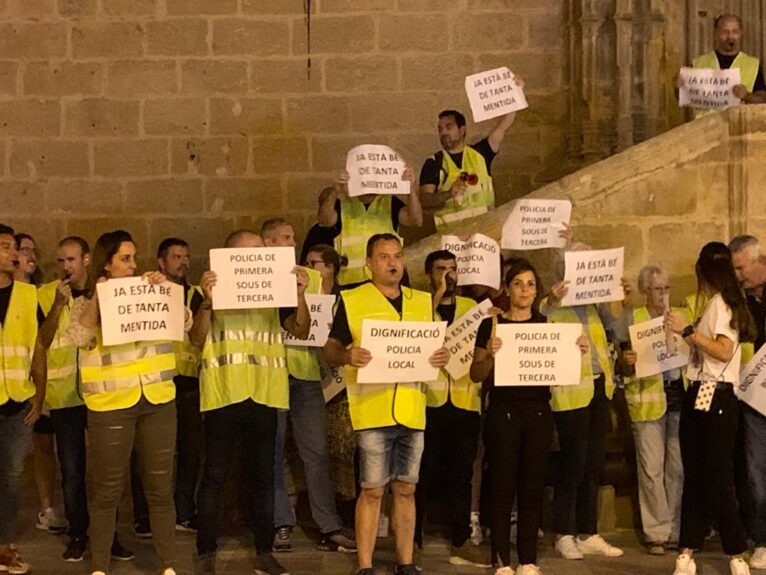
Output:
top-left (667, 242), bottom-right (755, 575)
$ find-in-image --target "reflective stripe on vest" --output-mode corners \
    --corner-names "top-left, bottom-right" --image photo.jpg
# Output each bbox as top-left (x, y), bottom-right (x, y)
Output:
top-left (624, 306), bottom-right (690, 422)
top-left (342, 283), bottom-right (432, 430)
top-left (174, 285), bottom-right (202, 379)
top-left (433, 145), bottom-right (494, 233)
top-left (692, 51), bottom-right (759, 117)
top-left (547, 304), bottom-right (614, 412)
top-left (286, 267), bottom-right (322, 381)
top-left (426, 296), bottom-right (481, 412)
top-left (335, 196), bottom-right (397, 286)
top-left (38, 281), bottom-right (83, 409)
top-left (200, 307), bottom-right (289, 411)
top-left (79, 338), bottom-right (176, 412)
top-left (0, 282), bottom-right (37, 406)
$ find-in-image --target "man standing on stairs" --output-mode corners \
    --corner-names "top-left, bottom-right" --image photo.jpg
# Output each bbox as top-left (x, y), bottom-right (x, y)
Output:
top-left (688, 14), bottom-right (766, 111)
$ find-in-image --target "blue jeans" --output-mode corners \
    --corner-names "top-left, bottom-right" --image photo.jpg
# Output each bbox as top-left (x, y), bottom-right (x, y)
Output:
top-left (49, 405), bottom-right (89, 539)
top-left (274, 377), bottom-right (342, 534)
top-left (0, 403), bottom-right (33, 544)
top-left (743, 403), bottom-right (766, 546)
top-left (356, 425), bottom-right (424, 489)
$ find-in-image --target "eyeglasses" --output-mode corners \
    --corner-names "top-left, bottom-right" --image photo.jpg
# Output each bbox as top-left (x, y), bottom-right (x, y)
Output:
top-left (459, 172), bottom-right (479, 185)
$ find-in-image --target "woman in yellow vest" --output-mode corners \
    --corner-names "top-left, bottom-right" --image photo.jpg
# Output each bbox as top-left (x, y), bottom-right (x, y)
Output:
top-left (666, 242), bottom-right (755, 575)
top-left (66, 230), bottom-right (179, 575)
top-left (619, 266), bottom-right (686, 555)
top-left (472, 258), bottom-right (587, 575)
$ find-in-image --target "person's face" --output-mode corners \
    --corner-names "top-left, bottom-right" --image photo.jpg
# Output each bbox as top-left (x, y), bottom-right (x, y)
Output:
top-left (0, 234), bottom-right (19, 276)
top-left (428, 258), bottom-right (458, 295)
top-left (228, 232), bottom-right (264, 249)
top-left (437, 116), bottom-right (466, 151)
top-left (159, 245), bottom-right (190, 283)
top-left (306, 251), bottom-right (334, 283)
top-left (714, 17), bottom-right (742, 55)
top-left (507, 270), bottom-right (537, 310)
top-left (105, 241), bottom-right (137, 279)
top-left (56, 243), bottom-right (89, 286)
top-left (367, 240), bottom-right (404, 287)
top-left (732, 250), bottom-right (765, 290)
top-left (264, 224), bottom-right (296, 248)
top-left (644, 272), bottom-right (671, 310)
top-left (15, 237), bottom-right (37, 280)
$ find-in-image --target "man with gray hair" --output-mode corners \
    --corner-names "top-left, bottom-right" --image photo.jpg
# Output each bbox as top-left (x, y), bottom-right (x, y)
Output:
top-left (729, 235), bottom-right (766, 569)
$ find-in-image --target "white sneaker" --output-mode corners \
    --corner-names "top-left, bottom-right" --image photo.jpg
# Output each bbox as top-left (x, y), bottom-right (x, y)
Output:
top-left (555, 535), bottom-right (584, 560)
top-left (91, 572), bottom-right (107, 575)
top-left (752, 547), bottom-right (766, 570)
top-left (470, 511), bottom-right (483, 546)
top-left (162, 569), bottom-right (177, 575)
top-left (36, 507), bottom-right (68, 533)
top-left (494, 567), bottom-right (515, 575)
top-left (576, 534), bottom-right (624, 557)
top-left (517, 565), bottom-right (543, 575)
top-left (673, 554), bottom-right (697, 575)
top-left (731, 557), bottom-right (752, 575)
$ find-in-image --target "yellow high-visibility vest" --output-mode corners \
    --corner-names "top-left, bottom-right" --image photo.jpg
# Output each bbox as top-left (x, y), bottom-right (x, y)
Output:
top-left (426, 296), bottom-right (481, 413)
top-left (286, 267), bottom-right (322, 382)
top-left (433, 145), bottom-right (494, 233)
top-left (174, 285), bottom-right (202, 379)
top-left (342, 282), bottom-right (433, 430)
top-left (0, 282), bottom-right (38, 406)
top-left (38, 281), bottom-right (82, 409)
top-left (199, 308), bottom-right (288, 412)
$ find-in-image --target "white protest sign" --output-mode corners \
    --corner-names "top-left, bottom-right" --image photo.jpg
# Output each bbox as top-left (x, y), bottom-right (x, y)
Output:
top-left (357, 319), bottom-right (447, 384)
top-left (737, 344), bottom-right (766, 416)
top-left (321, 365), bottom-right (346, 403)
top-left (444, 299), bottom-right (494, 380)
top-left (560, 247), bottom-right (625, 307)
top-left (209, 247), bottom-right (297, 310)
top-left (441, 233), bottom-right (501, 289)
top-left (501, 199), bottom-right (572, 250)
top-left (346, 144), bottom-right (410, 198)
top-left (282, 294), bottom-right (335, 348)
top-left (97, 277), bottom-right (184, 346)
top-left (678, 67), bottom-right (742, 110)
top-left (465, 66), bottom-right (528, 123)
top-left (629, 315), bottom-right (690, 378)
top-left (493, 323), bottom-right (582, 386)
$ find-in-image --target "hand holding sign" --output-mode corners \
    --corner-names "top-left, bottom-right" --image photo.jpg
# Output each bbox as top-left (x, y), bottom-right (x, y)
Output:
top-left (501, 199), bottom-right (572, 250)
top-left (678, 67), bottom-right (742, 110)
top-left (346, 145), bottom-right (411, 198)
top-left (441, 234), bottom-right (501, 289)
top-left (465, 67), bottom-right (528, 123)
top-left (560, 248), bottom-right (625, 307)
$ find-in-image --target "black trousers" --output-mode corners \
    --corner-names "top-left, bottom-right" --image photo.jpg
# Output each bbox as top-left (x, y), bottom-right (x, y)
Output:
top-left (415, 402), bottom-right (480, 548)
top-left (552, 374), bottom-right (609, 536)
top-left (485, 400), bottom-right (554, 567)
top-left (49, 405), bottom-right (89, 539)
top-left (679, 383), bottom-right (748, 555)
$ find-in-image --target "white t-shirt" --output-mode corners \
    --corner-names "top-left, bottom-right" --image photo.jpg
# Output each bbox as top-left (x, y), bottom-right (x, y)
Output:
top-left (685, 293), bottom-right (741, 383)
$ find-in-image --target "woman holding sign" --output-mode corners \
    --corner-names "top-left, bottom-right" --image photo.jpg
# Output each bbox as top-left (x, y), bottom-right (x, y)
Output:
top-left (666, 242), bottom-right (755, 575)
top-left (66, 230), bottom-right (179, 575)
top-left (471, 259), bottom-right (586, 575)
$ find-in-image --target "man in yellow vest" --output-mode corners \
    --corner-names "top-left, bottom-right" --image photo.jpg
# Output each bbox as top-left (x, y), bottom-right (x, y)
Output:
top-left (192, 229), bottom-right (310, 575)
top-left (37, 236), bottom-right (97, 562)
top-left (545, 242), bottom-right (627, 561)
top-left (419, 98), bottom-right (522, 233)
top-left (260, 218), bottom-right (356, 554)
top-left (0, 222), bottom-right (46, 575)
top-left (317, 165), bottom-right (421, 286)
top-left (414, 250), bottom-right (489, 567)
top-left (323, 233), bottom-right (450, 575)
top-left (617, 266), bottom-right (686, 555)
top-left (132, 237), bottom-right (205, 536)
top-left (687, 13), bottom-right (766, 113)
top-left (729, 235), bottom-right (766, 569)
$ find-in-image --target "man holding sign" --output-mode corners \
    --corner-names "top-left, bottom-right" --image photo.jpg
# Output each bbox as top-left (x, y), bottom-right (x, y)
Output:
top-left (191, 229), bottom-right (310, 575)
top-left (323, 234), bottom-right (449, 575)
top-left (317, 158), bottom-right (421, 286)
top-left (261, 218), bottom-right (355, 555)
top-left (419, 94), bottom-right (522, 233)
top-left (414, 250), bottom-right (487, 568)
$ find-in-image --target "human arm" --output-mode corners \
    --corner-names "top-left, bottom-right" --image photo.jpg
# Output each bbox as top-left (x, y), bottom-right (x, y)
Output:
top-left (666, 309), bottom-right (736, 363)
top-left (317, 174), bottom-right (345, 228)
top-left (25, 336), bottom-right (46, 426)
top-left (469, 317), bottom-right (501, 382)
top-left (189, 271), bottom-right (216, 348)
top-left (397, 164), bottom-right (423, 227)
top-left (322, 337), bottom-right (372, 368)
top-left (281, 267), bottom-right (311, 340)
top-left (38, 280), bottom-right (72, 349)
top-left (486, 76), bottom-right (524, 152)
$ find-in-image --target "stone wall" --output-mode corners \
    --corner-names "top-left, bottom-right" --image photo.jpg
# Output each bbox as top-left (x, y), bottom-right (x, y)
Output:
top-left (1, 0), bottom-right (567, 277)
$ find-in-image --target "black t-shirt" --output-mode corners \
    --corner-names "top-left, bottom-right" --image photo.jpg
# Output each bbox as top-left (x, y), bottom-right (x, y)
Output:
top-left (0, 283), bottom-right (12, 325)
top-left (716, 51), bottom-right (766, 92)
top-left (329, 292), bottom-right (404, 347)
top-left (185, 284), bottom-right (204, 315)
top-left (419, 137), bottom-right (497, 188)
top-left (333, 197), bottom-right (406, 234)
top-left (436, 302), bottom-right (456, 325)
top-left (299, 223), bottom-right (340, 265)
top-left (475, 310), bottom-right (551, 403)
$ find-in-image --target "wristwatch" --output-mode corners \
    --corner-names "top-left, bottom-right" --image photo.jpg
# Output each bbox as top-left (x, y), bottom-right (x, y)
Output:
top-left (681, 325), bottom-right (695, 338)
